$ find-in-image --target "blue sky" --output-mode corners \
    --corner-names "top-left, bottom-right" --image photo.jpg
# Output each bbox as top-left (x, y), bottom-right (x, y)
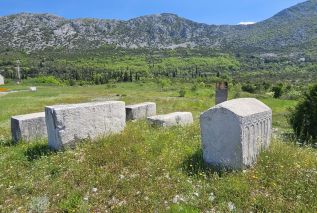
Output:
top-left (0, 0), bottom-right (306, 25)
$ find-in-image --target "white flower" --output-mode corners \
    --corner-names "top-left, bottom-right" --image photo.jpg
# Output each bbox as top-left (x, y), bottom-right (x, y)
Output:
top-left (208, 193), bottom-right (216, 202)
top-left (172, 195), bottom-right (186, 204)
top-left (228, 202), bottom-right (236, 211)
top-left (92, 187), bottom-right (98, 193)
top-left (118, 200), bottom-right (127, 206)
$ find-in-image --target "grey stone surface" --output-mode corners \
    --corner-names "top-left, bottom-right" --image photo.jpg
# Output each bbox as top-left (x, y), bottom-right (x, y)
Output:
top-left (11, 112), bottom-right (47, 143)
top-left (126, 102), bottom-right (156, 121)
top-left (215, 82), bottom-right (228, 105)
top-left (148, 112), bottom-right (193, 127)
top-left (0, 74), bottom-right (4, 85)
top-left (200, 98), bottom-right (272, 170)
top-left (45, 101), bottom-right (126, 150)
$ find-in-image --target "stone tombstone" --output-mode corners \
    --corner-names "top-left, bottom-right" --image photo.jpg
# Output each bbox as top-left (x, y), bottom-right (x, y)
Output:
top-left (11, 112), bottom-right (47, 143)
top-left (215, 82), bottom-right (228, 105)
top-left (200, 98), bottom-right (272, 170)
top-left (148, 112), bottom-right (193, 127)
top-left (45, 101), bottom-right (126, 150)
top-left (29, 87), bottom-right (37, 92)
top-left (0, 74), bottom-right (4, 85)
top-left (126, 102), bottom-right (156, 121)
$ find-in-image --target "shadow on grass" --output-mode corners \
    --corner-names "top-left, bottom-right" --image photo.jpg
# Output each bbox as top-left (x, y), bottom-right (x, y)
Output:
top-left (24, 143), bottom-right (56, 161)
top-left (181, 150), bottom-right (229, 177)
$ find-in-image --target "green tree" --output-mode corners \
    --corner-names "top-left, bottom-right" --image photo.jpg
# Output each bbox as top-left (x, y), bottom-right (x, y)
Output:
top-left (289, 84), bottom-right (317, 144)
top-left (272, 83), bottom-right (284, 98)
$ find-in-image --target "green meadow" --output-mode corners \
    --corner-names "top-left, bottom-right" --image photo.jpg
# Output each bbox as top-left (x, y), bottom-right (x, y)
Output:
top-left (0, 82), bottom-right (316, 212)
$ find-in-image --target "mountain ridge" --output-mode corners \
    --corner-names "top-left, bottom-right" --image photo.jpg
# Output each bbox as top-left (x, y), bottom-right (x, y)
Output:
top-left (0, 0), bottom-right (316, 53)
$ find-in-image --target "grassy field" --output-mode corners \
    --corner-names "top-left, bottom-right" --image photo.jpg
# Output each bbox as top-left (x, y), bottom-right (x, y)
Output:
top-left (1, 82), bottom-right (316, 212)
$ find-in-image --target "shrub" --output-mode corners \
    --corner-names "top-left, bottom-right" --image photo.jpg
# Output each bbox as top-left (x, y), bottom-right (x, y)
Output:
top-left (34, 76), bottom-right (63, 86)
top-left (191, 83), bottom-right (198, 92)
top-left (242, 83), bottom-right (256, 93)
top-left (158, 79), bottom-right (171, 91)
top-left (179, 87), bottom-right (186, 97)
top-left (272, 83), bottom-right (284, 98)
top-left (68, 79), bottom-right (76, 86)
top-left (282, 89), bottom-right (302, 100)
top-left (289, 84), bottom-right (317, 144)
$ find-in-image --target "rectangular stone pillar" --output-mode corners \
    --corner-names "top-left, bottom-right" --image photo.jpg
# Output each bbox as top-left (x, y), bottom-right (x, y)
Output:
top-left (215, 82), bottom-right (228, 105)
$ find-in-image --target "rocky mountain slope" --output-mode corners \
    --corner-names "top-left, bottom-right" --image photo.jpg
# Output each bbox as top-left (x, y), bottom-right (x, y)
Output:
top-left (0, 0), bottom-right (316, 52)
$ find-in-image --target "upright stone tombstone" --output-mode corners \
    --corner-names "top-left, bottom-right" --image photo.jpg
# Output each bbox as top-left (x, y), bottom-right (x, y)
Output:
top-left (215, 82), bottom-right (228, 105)
top-left (45, 101), bottom-right (126, 150)
top-left (0, 74), bottom-right (4, 85)
top-left (200, 98), bottom-right (272, 170)
top-left (126, 102), bottom-right (156, 121)
top-left (11, 112), bottom-right (47, 143)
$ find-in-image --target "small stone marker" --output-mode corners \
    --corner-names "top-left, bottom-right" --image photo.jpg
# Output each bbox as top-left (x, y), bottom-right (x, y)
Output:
top-left (200, 98), bottom-right (272, 170)
top-left (45, 101), bottom-right (126, 150)
top-left (126, 102), bottom-right (156, 121)
top-left (0, 74), bottom-right (4, 85)
top-left (148, 112), bottom-right (193, 127)
top-left (29, 87), bottom-right (37, 92)
top-left (215, 82), bottom-right (228, 105)
top-left (11, 112), bottom-right (47, 143)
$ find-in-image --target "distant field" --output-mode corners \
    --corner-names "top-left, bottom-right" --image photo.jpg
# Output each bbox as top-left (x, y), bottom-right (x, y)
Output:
top-left (1, 82), bottom-right (316, 212)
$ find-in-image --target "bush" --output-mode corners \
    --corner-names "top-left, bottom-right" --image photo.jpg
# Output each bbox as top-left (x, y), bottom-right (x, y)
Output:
top-left (272, 83), bottom-right (284, 98)
top-left (191, 83), bottom-right (198, 92)
top-left (282, 89), bottom-right (302, 100)
top-left (158, 79), bottom-right (171, 91)
top-left (242, 83), bottom-right (257, 93)
top-left (179, 87), bottom-right (186, 97)
top-left (34, 76), bottom-right (63, 86)
top-left (289, 84), bottom-right (317, 144)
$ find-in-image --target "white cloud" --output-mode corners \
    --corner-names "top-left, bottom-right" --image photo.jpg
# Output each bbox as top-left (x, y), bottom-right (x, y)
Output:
top-left (238, 21), bottom-right (256, 25)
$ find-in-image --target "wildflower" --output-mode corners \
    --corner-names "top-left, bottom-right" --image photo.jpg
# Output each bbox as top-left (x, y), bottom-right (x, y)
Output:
top-left (172, 195), bottom-right (185, 204)
top-left (228, 202), bottom-right (236, 211)
top-left (208, 193), bottom-right (216, 202)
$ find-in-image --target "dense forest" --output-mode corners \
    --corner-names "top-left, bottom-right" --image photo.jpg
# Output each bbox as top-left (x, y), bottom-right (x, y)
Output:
top-left (0, 46), bottom-right (316, 89)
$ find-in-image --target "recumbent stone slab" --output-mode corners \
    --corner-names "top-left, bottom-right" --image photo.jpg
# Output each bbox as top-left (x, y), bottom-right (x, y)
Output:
top-left (147, 112), bottom-right (193, 127)
top-left (200, 98), bottom-right (272, 170)
top-left (11, 112), bottom-right (47, 143)
top-left (126, 102), bottom-right (156, 121)
top-left (45, 101), bottom-right (126, 150)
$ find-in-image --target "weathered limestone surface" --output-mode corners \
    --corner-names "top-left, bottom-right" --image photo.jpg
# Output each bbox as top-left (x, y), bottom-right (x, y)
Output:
top-left (0, 74), bottom-right (4, 85)
top-left (148, 112), bottom-right (193, 127)
top-left (11, 112), bottom-right (47, 143)
top-left (200, 98), bottom-right (272, 170)
top-left (126, 102), bottom-right (156, 121)
top-left (45, 101), bottom-right (126, 150)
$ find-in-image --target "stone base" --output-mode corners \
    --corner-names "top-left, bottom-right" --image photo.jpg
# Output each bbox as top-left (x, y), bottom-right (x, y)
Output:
top-left (126, 102), bottom-right (156, 121)
top-left (11, 112), bottom-right (47, 143)
top-left (147, 112), bottom-right (193, 127)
